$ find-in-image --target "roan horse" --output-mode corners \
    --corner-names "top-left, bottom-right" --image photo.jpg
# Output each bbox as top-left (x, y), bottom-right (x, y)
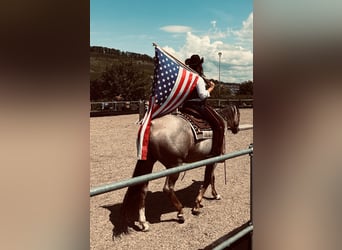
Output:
top-left (117, 105), bottom-right (240, 234)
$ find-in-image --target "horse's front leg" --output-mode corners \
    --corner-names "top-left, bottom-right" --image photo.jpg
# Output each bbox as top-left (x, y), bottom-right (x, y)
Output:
top-left (192, 164), bottom-right (213, 215)
top-left (163, 173), bottom-right (185, 223)
top-left (192, 164), bottom-right (220, 215)
top-left (192, 184), bottom-right (207, 215)
top-left (210, 171), bottom-right (221, 200)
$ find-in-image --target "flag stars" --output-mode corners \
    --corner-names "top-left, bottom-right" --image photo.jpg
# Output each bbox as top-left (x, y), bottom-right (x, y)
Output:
top-left (153, 49), bottom-right (184, 105)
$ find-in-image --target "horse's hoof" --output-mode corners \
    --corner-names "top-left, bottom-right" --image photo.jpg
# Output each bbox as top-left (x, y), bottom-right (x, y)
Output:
top-left (140, 222), bottom-right (149, 232)
top-left (191, 208), bottom-right (200, 216)
top-left (215, 194), bottom-right (221, 200)
top-left (177, 214), bottom-right (185, 224)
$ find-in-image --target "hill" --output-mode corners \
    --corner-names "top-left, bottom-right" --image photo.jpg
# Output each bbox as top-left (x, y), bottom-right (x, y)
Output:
top-left (90, 46), bottom-right (252, 102)
top-left (90, 46), bottom-right (154, 81)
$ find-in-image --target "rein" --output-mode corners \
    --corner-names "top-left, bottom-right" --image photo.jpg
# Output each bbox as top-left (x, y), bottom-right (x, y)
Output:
top-left (215, 108), bottom-right (227, 184)
top-left (215, 106), bottom-right (239, 185)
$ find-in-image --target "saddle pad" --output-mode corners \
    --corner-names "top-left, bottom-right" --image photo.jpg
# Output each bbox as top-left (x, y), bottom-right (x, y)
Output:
top-left (178, 112), bottom-right (213, 140)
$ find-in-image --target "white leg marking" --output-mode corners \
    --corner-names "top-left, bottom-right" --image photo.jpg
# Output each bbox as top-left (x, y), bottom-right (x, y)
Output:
top-left (138, 207), bottom-right (149, 231)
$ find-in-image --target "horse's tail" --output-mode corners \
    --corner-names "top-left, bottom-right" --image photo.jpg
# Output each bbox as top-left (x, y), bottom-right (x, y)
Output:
top-left (115, 156), bottom-right (155, 236)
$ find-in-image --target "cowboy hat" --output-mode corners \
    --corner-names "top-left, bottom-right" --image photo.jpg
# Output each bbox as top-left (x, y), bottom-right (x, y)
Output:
top-left (185, 54), bottom-right (204, 67)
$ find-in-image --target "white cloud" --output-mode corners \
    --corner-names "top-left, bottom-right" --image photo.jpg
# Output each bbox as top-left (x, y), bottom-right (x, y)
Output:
top-left (160, 25), bottom-right (192, 33)
top-left (160, 12), bottom-right (253, 82)
top-left (231, 12), bottom-right (253, 46)
top-left (163, 34), bottom-right (252, 82)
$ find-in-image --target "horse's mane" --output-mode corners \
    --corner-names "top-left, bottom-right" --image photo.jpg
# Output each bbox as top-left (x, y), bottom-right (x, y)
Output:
top-left (216, 105), bottom-right (240, 121)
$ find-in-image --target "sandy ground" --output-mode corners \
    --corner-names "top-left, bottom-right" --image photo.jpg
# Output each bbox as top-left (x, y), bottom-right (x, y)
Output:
top-left (90, 109), bottom-right (253, 250)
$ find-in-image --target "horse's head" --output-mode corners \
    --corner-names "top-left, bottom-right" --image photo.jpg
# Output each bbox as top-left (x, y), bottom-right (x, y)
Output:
top-left (221, 105), bottom-right (240, 134)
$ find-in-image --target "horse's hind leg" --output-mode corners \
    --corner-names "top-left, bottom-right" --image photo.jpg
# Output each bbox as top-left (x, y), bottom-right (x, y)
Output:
top-left (163, 173), bottom-right (185, 223)
top-left (119, 158), bottom-right (155, 234)
top-left (138, 183), bottom-right (150, 231)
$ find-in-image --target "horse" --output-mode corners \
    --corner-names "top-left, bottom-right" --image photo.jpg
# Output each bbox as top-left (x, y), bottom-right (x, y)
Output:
top-left (116, 105), bottom-right (240, 235)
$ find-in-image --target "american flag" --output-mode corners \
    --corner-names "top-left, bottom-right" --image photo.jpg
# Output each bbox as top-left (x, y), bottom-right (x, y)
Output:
top-left (137, 45), bottom-right (202, 160)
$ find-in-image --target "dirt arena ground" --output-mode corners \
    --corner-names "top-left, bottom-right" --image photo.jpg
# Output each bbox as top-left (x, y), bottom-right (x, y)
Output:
top-left (90, 109), bottom-right (253, 250)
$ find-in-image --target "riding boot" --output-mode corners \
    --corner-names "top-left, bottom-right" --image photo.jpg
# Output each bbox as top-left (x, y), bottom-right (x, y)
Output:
top-left (211, 127), bottom-right (224, 156)
top-left (204, 106), bottom-right (225, 157)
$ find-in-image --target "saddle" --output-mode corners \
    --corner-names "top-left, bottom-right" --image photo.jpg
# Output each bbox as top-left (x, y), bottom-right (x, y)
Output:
top-left (177, 106), bottom-right (213, 140)
top-left (177, 105), bottom-right (226, 157)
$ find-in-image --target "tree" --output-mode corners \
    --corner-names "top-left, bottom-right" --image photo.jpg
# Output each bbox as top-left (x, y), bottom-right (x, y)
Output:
top-left (90, 78), bottom-right (111, 101)
top-left (209, 80), bottom-right (232, 99)
top-left (238, 80), bottom-right (253, 96)
top-left (90, 61), bottom-right (152, 101)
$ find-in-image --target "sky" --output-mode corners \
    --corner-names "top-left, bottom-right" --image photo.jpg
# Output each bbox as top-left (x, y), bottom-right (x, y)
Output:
top-left (90, 0), bottom-right (253, 83)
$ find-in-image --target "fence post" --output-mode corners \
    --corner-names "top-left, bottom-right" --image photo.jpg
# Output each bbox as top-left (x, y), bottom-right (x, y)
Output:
top-left (139, 100), bottom-right (145, 121)
top-left (249, 143), bottom-right (253, 223)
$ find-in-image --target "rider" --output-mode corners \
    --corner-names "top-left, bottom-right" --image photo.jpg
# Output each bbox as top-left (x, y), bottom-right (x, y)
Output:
top-left (182, 54), bottom-right (225, 156)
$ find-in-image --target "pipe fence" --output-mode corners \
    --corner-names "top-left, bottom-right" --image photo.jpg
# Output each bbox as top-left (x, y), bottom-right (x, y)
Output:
top-left (90, 99), bottom-right (253, 117)
top-left (90, 144), bottom-right (253, 249)
top-left (90, 147), bottom-right (252, 197)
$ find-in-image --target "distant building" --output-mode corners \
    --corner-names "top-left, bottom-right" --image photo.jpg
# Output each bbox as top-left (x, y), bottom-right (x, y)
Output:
top-left (225, 83), bottom-right (240, 95)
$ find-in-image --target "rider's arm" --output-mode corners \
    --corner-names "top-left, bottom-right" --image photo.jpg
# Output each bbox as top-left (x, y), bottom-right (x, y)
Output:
top-left (196, 78), bottom-right (215, 100)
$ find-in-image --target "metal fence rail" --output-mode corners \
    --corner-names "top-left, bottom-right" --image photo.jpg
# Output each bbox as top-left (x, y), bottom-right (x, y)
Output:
top-left (90, 99), bottom-right (253, 117)
top-left (90, 147), bottom-right (252, 197)
top-left (90, 145), bottom-right (253, 249)
top-left (213, 224), bottom-right (254, 250)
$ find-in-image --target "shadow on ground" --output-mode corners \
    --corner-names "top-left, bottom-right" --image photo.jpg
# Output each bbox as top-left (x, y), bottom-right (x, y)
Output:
top-left (101, 180), bottom-right (203, 236)
top-left (200, 221), bottom-right (253, 250)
